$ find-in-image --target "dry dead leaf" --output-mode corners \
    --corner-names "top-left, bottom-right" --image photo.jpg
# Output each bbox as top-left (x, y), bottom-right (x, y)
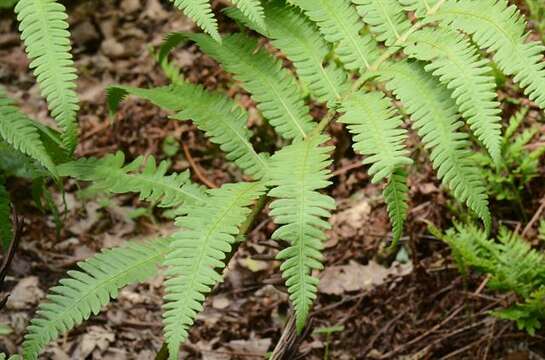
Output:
top-left (72, 326), bottom-right (115, 359)
top-left (6, 276), bottom-right (44, 310)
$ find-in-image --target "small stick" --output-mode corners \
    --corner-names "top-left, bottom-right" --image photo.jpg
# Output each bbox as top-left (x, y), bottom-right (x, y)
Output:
top-left (182, 142), bottom-right (217, 189)
top-left (522, 196), bottom-right (545, 237)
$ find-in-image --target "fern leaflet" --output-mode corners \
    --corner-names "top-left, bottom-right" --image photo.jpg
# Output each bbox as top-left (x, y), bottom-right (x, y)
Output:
top-left (231, 0), bottom-right (265, 28)
top-left (23, 238), bottom-right (172, 360)
top-left (384, 169), bottom-right (409, 247)
top-left (162, 181), bottom-right (265, 358)
top-left (268, 135), bottom-right (335, 332)
top-left (353, 0), bottom-right (412, 46)
top-left (107, 84), bottom-right (269, 179)
top-left (170, 0), bottom-right (220, 41)
top-left (14, 0), bottom-right (79, 152)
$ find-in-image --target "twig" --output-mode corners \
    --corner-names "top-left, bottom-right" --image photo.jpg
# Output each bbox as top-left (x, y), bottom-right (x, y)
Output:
top-left (182, 142), bottom-right (217, 189)
top-left (522, 195), bottom-right (545, 237)
top-left (270, 315), bottom-right (313, 360)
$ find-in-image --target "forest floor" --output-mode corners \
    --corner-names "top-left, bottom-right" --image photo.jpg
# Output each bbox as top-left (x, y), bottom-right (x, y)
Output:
top-left (1, 0), bottom-right (545, 359)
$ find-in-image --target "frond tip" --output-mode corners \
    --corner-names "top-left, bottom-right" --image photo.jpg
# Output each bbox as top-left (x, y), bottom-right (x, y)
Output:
top-left (268, 135), bottom-right (336, 332)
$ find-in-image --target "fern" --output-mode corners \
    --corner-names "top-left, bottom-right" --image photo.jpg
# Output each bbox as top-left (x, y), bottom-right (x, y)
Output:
top-left (14, 0), bottom-right (79, 151)
top-left (432, 0), bottom-right (545, 109)
top-left (185, 32), bottom-right (315, 140)
top-left (384, 169), bottom-right (410, 247)
top-left (107, 84), bottom-right (270, 179)
top-left (339, 91), bottom-right (412, 183)
top-left (23, 238), bottom-right (172, 360)
top-left (226, 0), bottom-right (348, 106)
top-left (0, 88), bottom-right (57, 176)
top-left (380, 61), bottom-right (491, 229)
top-left (162, 181), bottom-right (265, 358)
top-left (403, 28), bottom-right (502, 163)
top-left (0, 183), bottom-right (12, 250)
top-left (289, 0), bottom-right (379, 72)
top-left (57, 152), bottom-right (207, 209)
top-left (353, 0), bottom-right (412, 47)
top-left (399, 0), bottom-right (440, 17)
top-left (268, 135), bottom-right (335, 332)
top-left (231, 0), bottom-right (265, 28)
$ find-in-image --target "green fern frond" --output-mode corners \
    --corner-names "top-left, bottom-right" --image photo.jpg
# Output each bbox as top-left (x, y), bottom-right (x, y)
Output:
top-left (353, 0), bottom-right (412, 46)
top-left (227, 1), bottom-right (348, 105)
top-left (107, 85), bottom-right (269, 179)
top-left (339, 91), bottom-right (413, 183)
top-left (162, 181), bottom-right (265, 359)
top-left (170, 0), bottom-right (220, 41)
top-left (399, 0), bottom-right (439, 17)
top-left (380, 61), bottom-right (491, 229)
top-left (186, 32), bottom-right (314, 140)
top-left (23, 238), bottom-right (171, 360)
top-left (0, 89), bottom-right (57, 175)
top-left (384, 169), bottom-right (409, 247)
top-left (57, 152), bottom-right (207, 209)
top-left (231, 0), bottom-right (265, 28)
top-left (268, 135), bottom-right (335, 332)
top-left (404, 27), bottom-right (502, 163)
top-left (14, 0), bottom-right (79, 152)
top-left (0, 183), bottom-right (12, 250)
top-left (289, 0), bottom-right (379, 72)
top-left (433, 0), bottom-right (545, 109)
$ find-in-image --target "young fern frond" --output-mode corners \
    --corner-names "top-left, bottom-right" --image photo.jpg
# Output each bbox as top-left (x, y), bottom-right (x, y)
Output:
top-left (169, 0), bottom-right (220, 41)
top-left (0, 89), bottom-right (57, 176)
top-left (227, 1), bottom-right (348, 106)
top-left (57, 152), bottom-right (207, 209)
top-left (162, 181), bottom-right (265, 359)
top-left (268, 135), bottom-right (335, 332)
top-left (23, 238), bottom-right (172, 360)
top-left (289, 0), bottom-right (379, 72)
top-left (404, 27), bottom-right (502, 163)
top-left (14, 0), bottom-right (79, 152)
top-left (185, 32), bottom-right (314, 140)
top-left (384, 169), bottom-right (409, 247)
top-left (107, 84), bottom-right (270, 179)
top-left (432, 0), bottom-right (545, 108)
top-left (353, 0), bottom-right (412, 46)
top-left (339, 91), bottom-right (413, 184)
top-left (231, 0), bottom-right (265, 29)
top-left (0, 183), bottom-right (12, 250)
top-left (380, 61), bottom-right (491, 229)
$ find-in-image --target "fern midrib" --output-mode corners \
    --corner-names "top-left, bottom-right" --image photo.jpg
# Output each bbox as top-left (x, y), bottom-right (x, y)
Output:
top-left (376, 0), bottom-right (402, 40)
top-left (296, 142), bottom-right (311, 315)
top-left (320, 0), bottom-right (370, 70)
top-left (27, 245), bottom-right (167, 348)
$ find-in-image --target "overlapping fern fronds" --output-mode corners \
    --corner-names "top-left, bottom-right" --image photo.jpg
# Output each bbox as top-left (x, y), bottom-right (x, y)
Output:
top-left (14, 0), bottom-right (79, 152)
top-left (162, 181), bottom-right (265, 358)
top-left (23, 238), bottom-right (172, 360)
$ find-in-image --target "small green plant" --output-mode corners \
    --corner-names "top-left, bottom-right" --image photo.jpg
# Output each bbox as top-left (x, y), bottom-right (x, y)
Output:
top-left (472, 108), bottom-right (545, 203)
top-left (434, 223), bottom-right (545, 335)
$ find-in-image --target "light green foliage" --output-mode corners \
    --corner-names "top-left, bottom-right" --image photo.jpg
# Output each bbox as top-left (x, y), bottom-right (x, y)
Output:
top-left (399, 0), bottom-right (440, 17)
top-left (384, 169), bottom-right (409, 247)
top-left (14, 0), bottom-right (79, 151)
top-left (380, 61), bottom-right (491, 230)
top-left (473, 108), bottom-right (545, 202)
top-left (353, 0), bottom-right (411, 46)
top-left (432, 0), bottom-right (545, 108)
top-left (186, 33), bottom-right (315, 140)
top-left (289, 0), bottom-right (379, 71)
top-left (438, 223), bottom-right (545, 335)
top-left (268, 135), bottom-right (335, 331)
top-left (404, 27), bottom-right (502, 163)
top-left (107, 84), bottom-right (269, 179)
top-left (231, 0), bottom-right (265, 28)
top-left (0, 88), bottom-right (57, 175)
top-left (57, 151), bottom-right (207, 209)
top-left (23, 238), bottom-right (172, 360)
top-left (0, 183), bottom-right (12, 250)
top-left (162, 182), bottom-right (265, 358)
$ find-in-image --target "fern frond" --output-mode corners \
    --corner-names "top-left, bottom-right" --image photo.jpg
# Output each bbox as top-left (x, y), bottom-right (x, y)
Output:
top-left (384, 169), bottom-right (409, 247)
top-left (107, 85), bottom-right (269, 179)
top-left (170, 0), bottom-right (220, 42)
top-left (0, 183), bottom-right (12, 250)
top-left (162, 181), bottom-right (265, 358)
top-left (380, 61), bottom-right (491, 229)
top-left (404, 27), bottom-right (502, 163)
top-left (23, 238), bottom-right (171, 360)
top-left (289, 0), bottom-right (379, 72)
top-left (231, 0), bottom-right (265, 28)
top-left (186, 32), bottom-right (314, 140)
top-left (353, 0), bottom-right (412, 46)
top-left (14, 0), bottom-right (79, 151)
top-left (433, 0), bottom-right (545, 108)
top-left (339, 91), bottom-right (413, 183)
top-left (0, 89), bottom-right (57, 175)
top-left (57, 152), bottom-right (207, 209)
top-left (399, 0), bottom-right (439, 17)
top-left (228, 1), bottom-right (348, 105)
top-left (268, 135), bottom-right (335, 332)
